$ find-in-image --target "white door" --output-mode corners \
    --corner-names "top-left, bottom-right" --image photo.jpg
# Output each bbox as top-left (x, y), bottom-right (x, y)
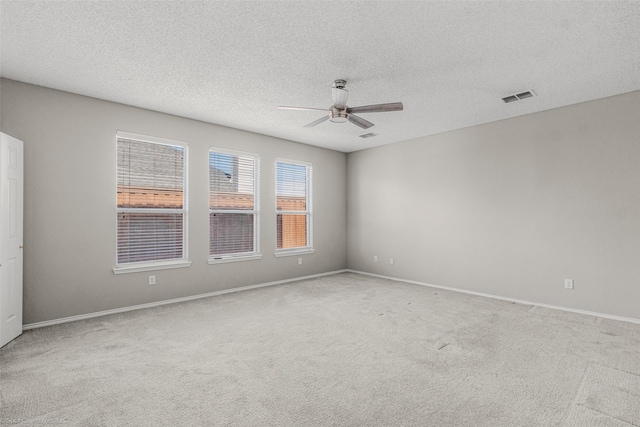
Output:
top-left (0, 132), bottom-right (23, 348)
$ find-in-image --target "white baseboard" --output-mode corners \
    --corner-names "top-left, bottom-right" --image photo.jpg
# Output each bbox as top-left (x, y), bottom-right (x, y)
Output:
top-left (346, 269), bottom-right (640, 325)
top-left (23, 269), bottom-right (349, 330)
top-left (23, 268), bottom-right (640, 329)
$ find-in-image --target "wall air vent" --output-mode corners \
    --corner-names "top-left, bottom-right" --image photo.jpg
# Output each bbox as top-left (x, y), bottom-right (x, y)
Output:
top-left (502, 90), bottom-right (535, 103)
top-left (359, 133), bottom-right (379, 139)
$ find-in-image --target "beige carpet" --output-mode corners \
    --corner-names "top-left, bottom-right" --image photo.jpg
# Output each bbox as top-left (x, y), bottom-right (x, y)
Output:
top-left (1, 272), bottom-right (639, 426)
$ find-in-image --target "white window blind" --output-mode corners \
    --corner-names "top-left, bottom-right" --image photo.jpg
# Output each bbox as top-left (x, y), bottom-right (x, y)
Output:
top-left (209, 148), bottom-right (259, 259)
top-left (276, 160), bottom-right (312, 251)
top-left (116, 133), bottom-right (188, 266)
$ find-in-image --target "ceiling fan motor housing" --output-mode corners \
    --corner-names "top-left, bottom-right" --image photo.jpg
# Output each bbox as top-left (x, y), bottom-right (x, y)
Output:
top-left (330, 106), bottom-right (348, 123)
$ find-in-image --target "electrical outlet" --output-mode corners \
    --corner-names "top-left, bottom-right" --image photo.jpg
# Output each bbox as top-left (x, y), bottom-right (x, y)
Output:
top-left (390, 258), bottom-right (394, 265)
top-left (148, 275), bottom-right (156, 286)
top-left (564, 279), bottom-right (573, 289)
top-left (298, 257), bottom-right (303, 265)
top-left (374, 255), bottom-right (378, 263)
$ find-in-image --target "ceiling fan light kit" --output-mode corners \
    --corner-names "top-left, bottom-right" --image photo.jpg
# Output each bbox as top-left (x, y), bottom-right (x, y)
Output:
top-left (330, 107), bottom-right (348, 123)
top-left (278, 80), bottom-right (403, 130)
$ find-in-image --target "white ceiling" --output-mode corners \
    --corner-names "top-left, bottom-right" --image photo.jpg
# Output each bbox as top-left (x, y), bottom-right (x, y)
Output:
top-left (1, 1), bottom-right (639, 153)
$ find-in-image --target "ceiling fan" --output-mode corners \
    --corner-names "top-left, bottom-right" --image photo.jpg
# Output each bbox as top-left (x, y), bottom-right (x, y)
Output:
top-left (277, 80), bottom-right (403, 129)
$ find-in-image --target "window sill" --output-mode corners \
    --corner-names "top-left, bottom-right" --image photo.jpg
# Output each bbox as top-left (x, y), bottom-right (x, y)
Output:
top-left (113, 260), bottom-right (192, 275)
top-left (208, 254), bottom-right (263, 265)
top-left (274, 248), bottom-right (315, 258)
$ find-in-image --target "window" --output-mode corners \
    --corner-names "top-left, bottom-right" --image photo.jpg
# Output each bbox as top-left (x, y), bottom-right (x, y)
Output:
top-left (275, 159), bottom-right (313, 256)
top-left (114, 131), bottom-right (190, 273)
top-left (209, 148), bottom-right (260, 263)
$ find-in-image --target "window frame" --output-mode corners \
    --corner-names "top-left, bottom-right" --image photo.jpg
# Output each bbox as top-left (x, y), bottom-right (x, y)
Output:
top-left (113, 131), bottom-right (191, 274)
top-left (274, 158), bottom-right (314, 257)
top-left (208, 146), bottom-right (261, 264)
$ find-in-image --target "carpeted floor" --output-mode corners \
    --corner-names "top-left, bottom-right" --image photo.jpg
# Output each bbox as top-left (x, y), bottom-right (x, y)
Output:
top-left (1, 272), bottom-right (639, 426)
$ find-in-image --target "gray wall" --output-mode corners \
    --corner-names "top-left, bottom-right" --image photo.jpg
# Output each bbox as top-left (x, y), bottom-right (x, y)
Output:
top-left (347, 90), bottom-right (640, 319)
top-left (2, 77), bottom-right (638, 324)
top-left (0, 79), bottom-right (347, 324)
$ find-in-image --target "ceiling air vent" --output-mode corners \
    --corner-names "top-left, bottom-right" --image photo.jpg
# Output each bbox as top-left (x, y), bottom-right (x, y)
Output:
top-left (502, 90), bottom-right (535, 103)
top-left (359, 132), bottom-right (379, 138)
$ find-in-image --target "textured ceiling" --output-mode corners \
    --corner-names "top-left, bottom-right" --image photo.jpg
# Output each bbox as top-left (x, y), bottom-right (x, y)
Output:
top-left (1, 1), bottom-right (639, 152)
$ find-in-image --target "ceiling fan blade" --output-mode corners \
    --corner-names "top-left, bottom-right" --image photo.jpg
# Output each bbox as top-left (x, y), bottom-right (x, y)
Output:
top-left (304, 115), bottom-right (330, 127)
top-left (332, 88), bottom-right (349, 109)
top-left (347, 102), bottom-right (404, 114)
top-left (277, 106), bottom-right (330, 111)
top-left (347, 114), bottom-right (374, 129)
